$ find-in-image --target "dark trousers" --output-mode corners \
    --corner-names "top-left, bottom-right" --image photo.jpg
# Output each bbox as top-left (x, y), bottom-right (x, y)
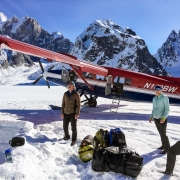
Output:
top-left (166, 141), bottom-right (180, 172)
top-left (63, 113), bottom-right (77, 141)
top-left (154, 118), bottom-right (170, 151)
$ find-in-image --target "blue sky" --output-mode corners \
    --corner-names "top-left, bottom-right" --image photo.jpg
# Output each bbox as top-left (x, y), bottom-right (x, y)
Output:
top-left (0, 0), bottom-right (179, 54)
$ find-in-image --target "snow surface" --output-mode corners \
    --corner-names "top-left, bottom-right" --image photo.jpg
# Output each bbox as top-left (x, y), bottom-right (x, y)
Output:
top-left (0, 63), bottom-right (41, 85)
top-left (0, 63), bottom-right (179, 179)
top-left (0, 62), bottom-right (69, 85)
top-left (0, 84), bottom-right (180, 180)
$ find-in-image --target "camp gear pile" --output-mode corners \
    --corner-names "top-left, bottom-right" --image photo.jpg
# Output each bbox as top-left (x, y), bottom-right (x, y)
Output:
top-left (79, 128), bottom-right (143, 177)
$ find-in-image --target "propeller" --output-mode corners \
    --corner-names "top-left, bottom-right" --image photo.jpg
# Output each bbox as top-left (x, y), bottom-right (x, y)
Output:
top-left (33, 60), bottom-right (54, 88)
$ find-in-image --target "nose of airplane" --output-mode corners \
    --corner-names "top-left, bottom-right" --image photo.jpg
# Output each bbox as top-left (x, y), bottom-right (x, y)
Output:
top-left (32, 60), bottom-right (54, 88)
top-left (43, 71), bottom-right (47, 80)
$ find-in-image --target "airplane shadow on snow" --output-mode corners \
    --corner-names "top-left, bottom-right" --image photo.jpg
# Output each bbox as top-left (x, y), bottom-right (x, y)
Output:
top-left (0, 103), bottom-right (179, 125)
top-left (0, 152), bottom-right (4, 165)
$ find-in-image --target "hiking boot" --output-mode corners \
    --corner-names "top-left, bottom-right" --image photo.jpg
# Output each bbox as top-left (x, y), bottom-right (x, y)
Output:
top-left (157, 146), bottom-right (164, 150)
top-left (163, 171), bottom-right (173, 175)
top-left (160, 150), bottom-right (167, 155)
top-left (63, 136), bottom-right (70, 141)
top-left (71, 141), bottom-right (76, 146)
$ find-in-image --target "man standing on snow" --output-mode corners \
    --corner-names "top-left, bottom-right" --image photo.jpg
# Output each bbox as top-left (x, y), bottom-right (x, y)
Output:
top-left (61, 81), bottom-right (81, 146)
top-left (149, 85), bottom-right (170, 154)
top-left (162, 140), bottom-right (180, 175)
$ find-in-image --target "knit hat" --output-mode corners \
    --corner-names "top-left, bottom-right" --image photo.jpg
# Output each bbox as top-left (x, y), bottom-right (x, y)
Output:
top-left (67, 81), bottom-right (75, 86)
top-left (154, 85), bottom-right (162, 90)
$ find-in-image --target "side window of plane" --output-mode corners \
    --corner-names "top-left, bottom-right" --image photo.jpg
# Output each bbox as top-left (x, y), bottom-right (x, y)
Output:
top-left (125, 78), bottom-right (132, 85)
top-left (69, 70), bottom-right (78, 82)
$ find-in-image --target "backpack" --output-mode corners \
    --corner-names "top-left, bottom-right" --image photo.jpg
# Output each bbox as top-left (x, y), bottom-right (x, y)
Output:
top-left (9, 137), bottom-right (25, 147)
top-left (92, 146), bottom-right (143, 177)
top-left (94, 129), bottom-right (110, 148)
top-left (109, 128), bottom-right (127, 148)
top-left (78, 135), bottom-right (94, 162)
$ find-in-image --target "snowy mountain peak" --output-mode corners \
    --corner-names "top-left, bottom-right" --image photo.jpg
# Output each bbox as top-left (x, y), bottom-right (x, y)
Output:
top-left (92, 19), bottom-right (125, 32)
top-left (84, 19), bottom-right (137, 39)
top-left (11, 17), bottom-right (26, 34)
top-left (167, 30), bottom-right (177, 42)
top-left (0, 12), bottom-right (7, 23)
top-left (52, 31), bottom-right (63, 40)
top-left (71, 19), bottom-right (167, 76)
top-left (154, 30), bottom-right (180, 76)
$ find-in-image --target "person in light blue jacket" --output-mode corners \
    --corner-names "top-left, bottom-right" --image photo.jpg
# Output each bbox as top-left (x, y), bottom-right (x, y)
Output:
top-left (149, 85), bottom-right (170, 154)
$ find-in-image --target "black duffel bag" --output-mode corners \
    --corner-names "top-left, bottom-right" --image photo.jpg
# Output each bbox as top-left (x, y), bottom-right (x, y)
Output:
top-left (9, 137), bottom-right (25, 147)
top-left (124, 151), bottom-right (143, 177)
top-left (92, 146), bottom-right (143, 177)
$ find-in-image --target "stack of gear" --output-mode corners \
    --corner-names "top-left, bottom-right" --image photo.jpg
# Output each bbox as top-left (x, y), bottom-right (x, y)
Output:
top-left (78, 135), bottom-right (94, 162)
top-left (78, 128), bottom-right (143, 177)
top-left (92, 128), bottom-right (143, 177)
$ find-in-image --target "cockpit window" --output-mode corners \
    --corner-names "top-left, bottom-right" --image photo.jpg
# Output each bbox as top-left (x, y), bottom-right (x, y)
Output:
top-left (114, 76), bottom-right (125, 84)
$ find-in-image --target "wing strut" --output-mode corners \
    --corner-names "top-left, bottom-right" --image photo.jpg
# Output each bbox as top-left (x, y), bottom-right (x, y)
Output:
top-left (69, 65), bottom-right (94, 91)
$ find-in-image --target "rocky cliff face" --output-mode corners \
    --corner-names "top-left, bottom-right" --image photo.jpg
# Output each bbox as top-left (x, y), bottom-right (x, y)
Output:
top-left (154, 30), bottom-right (180, 76)
top-left (71, 19), bottom-right (168, 76)
top-left (0, 13), bottom-right (73, 69)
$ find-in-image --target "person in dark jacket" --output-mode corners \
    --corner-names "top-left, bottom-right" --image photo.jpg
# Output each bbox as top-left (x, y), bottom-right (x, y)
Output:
top-left (149, 85), bottom-right (170, 154)
top-left (61, 81), bottom-right (81, 146)
top-left (162, 141), bottom-right (180, 175)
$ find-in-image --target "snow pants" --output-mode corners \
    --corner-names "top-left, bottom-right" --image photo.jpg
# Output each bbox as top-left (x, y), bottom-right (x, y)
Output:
top-left (63, 113), bottom-right (77, 141)
top-left (166, 141), bottom-right (180, 172)
top-left (154, 118), bottom-right (170, 151)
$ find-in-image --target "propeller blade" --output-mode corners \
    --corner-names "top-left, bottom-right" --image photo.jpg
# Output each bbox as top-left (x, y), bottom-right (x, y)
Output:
top-left (46, 81), bottom-right (50, 88)
top-left (38, 60), bottom-right (44, 72)
top-left (48, 65), bottom-right (54, 71)
top-left (33, 75), bottom-right (43, 85)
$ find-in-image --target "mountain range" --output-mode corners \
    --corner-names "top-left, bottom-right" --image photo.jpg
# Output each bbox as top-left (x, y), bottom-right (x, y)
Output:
top-left (0, 12), bottom-right (178, 77)
top-left (0, 12), bottom-right (73, 69)
top-left (154, 30), bottom-right (180, 76)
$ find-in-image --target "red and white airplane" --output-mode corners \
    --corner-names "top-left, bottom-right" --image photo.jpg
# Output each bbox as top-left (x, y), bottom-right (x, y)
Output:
top-left (0, 35), bottom-right (179, 106)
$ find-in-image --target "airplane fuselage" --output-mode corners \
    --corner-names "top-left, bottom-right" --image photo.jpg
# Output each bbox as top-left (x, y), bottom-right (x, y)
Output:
top-left (44, 69), bottom-right (180, 104)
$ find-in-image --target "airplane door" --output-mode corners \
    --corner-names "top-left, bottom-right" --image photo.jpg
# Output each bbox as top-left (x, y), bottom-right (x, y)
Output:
top-left (105, 75), bottom-right (113, 95)
top-left (61, 66), bottom-right (70, 83)
top-left (113, 76), bottom-right (124, 95)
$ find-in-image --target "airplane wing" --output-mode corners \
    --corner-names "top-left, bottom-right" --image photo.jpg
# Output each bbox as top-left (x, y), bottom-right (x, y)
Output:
top-left (0, 36), bottom-right (108, 76)
top-left (0, 35), bottom-right (108, 90)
